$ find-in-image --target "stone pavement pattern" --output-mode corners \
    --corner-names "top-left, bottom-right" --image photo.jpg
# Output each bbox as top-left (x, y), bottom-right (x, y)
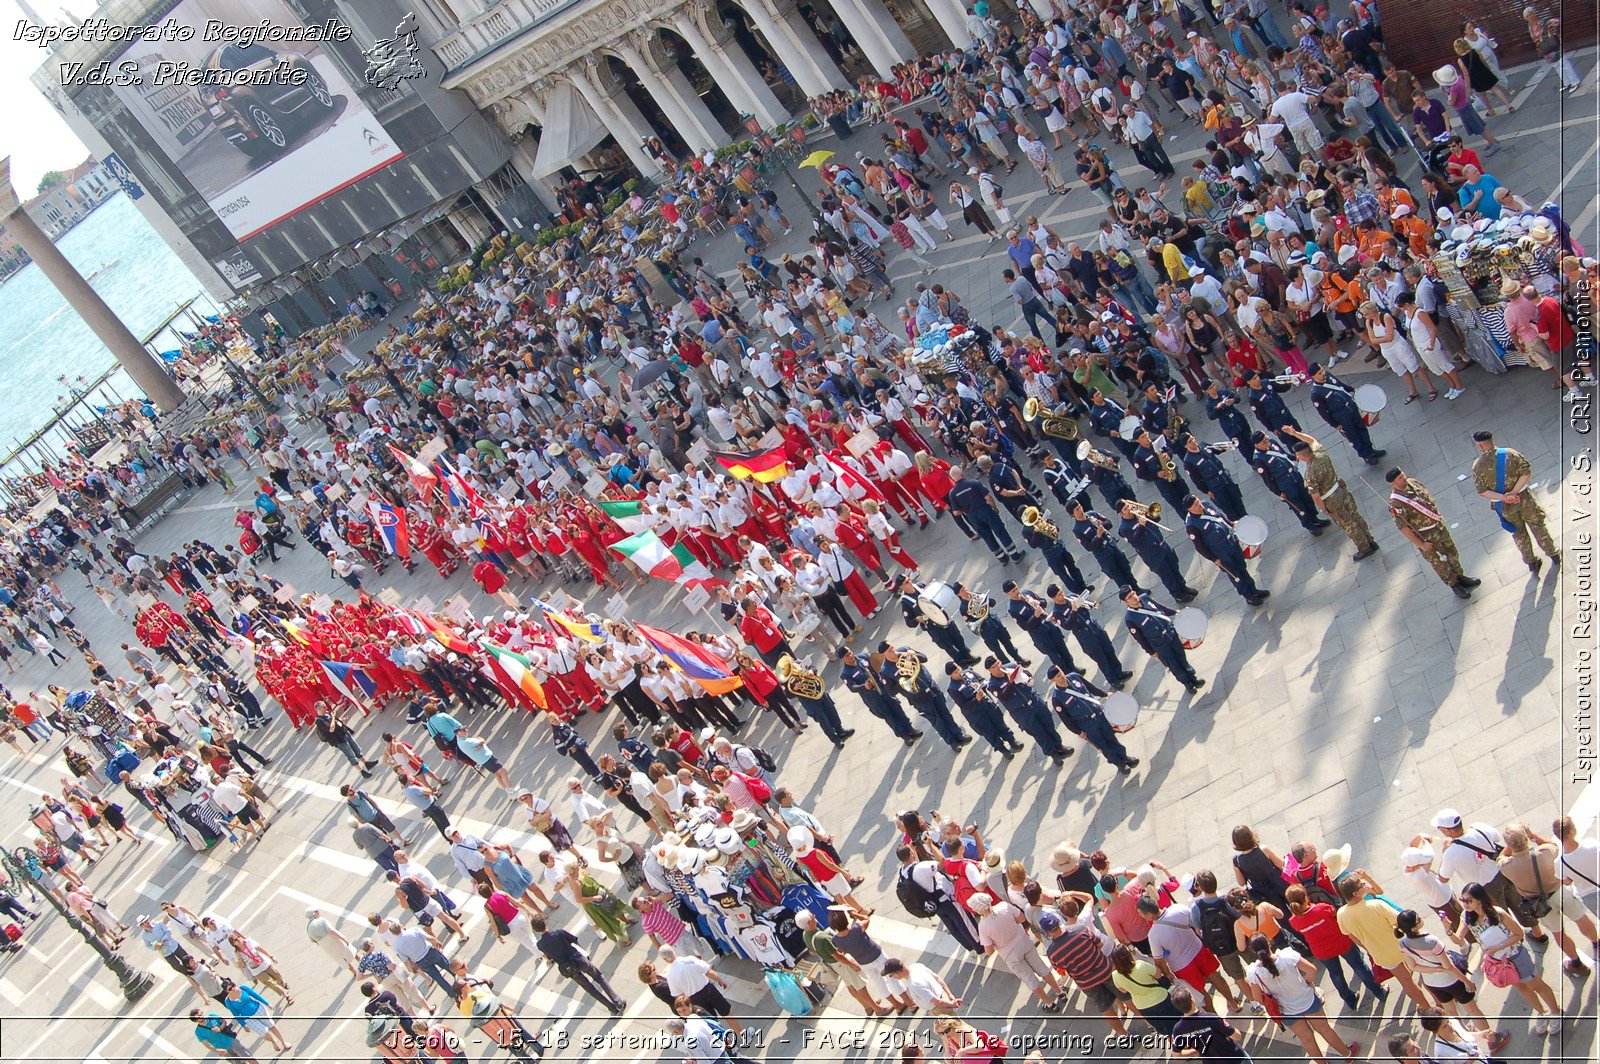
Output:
top-left (0, 47), bottom-right (1596, 1064)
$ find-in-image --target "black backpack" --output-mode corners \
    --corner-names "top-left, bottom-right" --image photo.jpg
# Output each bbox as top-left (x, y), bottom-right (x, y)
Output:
top-left (1194, 898), bottom-right (1237, 956)
top-left (745, 744), bottom-right (778, 773)
top-left (896, 865), bottom-right (940, 918)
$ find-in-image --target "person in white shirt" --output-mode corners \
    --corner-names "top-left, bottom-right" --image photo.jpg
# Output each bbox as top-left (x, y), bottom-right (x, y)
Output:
top-left (883, 957), bottom-right (961, 1013)
top-left (1554, 815), bottom-right (1600, 917)
top-left (1269, 87), bottom-right (1324, 154)
top-left (1431, 811), bottom-right (1508, 891)
top-left (1402, 840), bottom-right (1464, 928)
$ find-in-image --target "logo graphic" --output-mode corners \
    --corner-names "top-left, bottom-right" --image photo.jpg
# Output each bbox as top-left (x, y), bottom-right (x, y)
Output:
top-left (363, 13), bottom-right (426, 91)
top-left (102, 153), bottom-right (145, 201)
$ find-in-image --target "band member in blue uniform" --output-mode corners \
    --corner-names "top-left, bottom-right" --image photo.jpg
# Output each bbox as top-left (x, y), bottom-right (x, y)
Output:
top-left (1118, 586), bottom-right (1205, 693)
top-left (1181, 494), bottom-right (1269, 606)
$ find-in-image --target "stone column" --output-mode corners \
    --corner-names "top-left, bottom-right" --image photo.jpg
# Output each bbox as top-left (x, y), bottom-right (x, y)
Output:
top-left (0, 157), bottom-right (186, 413)
top-left (741, 0), bottom-right (849, 96)
top-left (565, 61), bottom-right (665, 178)
top-left (672, 3), bottom-right (789, 127)
top-left (613, 32), bottom-right (723, 153)
top-left (824, 0), bottom-right (914, 79)
top-left (920, 0), bottom-right (972, 47)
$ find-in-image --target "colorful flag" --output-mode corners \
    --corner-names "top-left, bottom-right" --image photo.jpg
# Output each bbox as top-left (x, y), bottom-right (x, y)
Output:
top-left (387, 444), bottom-right (439, 498)
top-left (320, 660), bottom-right (378, 705)
top-left (595, 499), bottom-right (655, 535)
top-left (634, 623), bottom-right (744, 696)
top-left (420, 614), bottom-right (475, 654)
top-left (367, 499), bottom-right (412, 560)
top-left (713, 446), bottom-right (788, 483)
top-left (270, 615), bottom-right (308, 645)
top-left (530, 597), bottom-right (605, 643)
top-left (608, 530), bottom-right (724, 591)
top-left (825, 451), bottom-right (885, 503)
top-left (479, 642), bottom-right (548, 708)
top-left (435, 459), bottom-right (486, 513)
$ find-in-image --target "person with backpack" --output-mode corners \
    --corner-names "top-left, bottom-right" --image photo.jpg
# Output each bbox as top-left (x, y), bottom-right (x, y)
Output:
top-left (708, 736), bottom-right (776, 788)
top-left (1139, 896), bottom-right (1242, 1015)
top-left (1285, 884), bottom-right (1388, 1011)
top-left (1191, 870), bottom-right (1257, 1008)
top-left (896, 844), bottom-right (982, 953)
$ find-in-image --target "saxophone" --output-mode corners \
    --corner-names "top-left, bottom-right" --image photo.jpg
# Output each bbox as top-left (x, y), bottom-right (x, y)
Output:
top-left (1157, 448), bottom-right (1178, 482)
top-left (777, 654), bottom-right (824, 699)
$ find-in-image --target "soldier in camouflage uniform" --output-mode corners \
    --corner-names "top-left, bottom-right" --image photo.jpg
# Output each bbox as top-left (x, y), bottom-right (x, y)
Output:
top-left (1471, 430), bottom-right (1561, 574)
top-left (1287, 429), bottom-right (1379, 562)
top-left (1384, 467), bottom-right (1482, 599)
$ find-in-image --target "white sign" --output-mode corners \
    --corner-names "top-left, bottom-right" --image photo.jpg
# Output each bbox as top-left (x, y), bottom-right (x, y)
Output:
top-left (547, 468), bottom-right (573, 492)
top-left (324, 483), bottom-right (347, 501)
top-left (584, 475), bottom-right (609, 498)
top-left (310, 594), bottom-right (336, 615)
top-left (757, 428), bottom-right (784, 450)
top-left (845, 428), bottom-right (879, 457)
top-left (604, 594), bottom-right (628, 620)
top-left (687, 440), bottom-right (711, 466)
top-left (238, 595), bottom-right (260, 615)
top-left (374, 588), bottom-right (402, 606)
top-left (412, 595), bottom-right (437, 615)
top-left (272, 584), bottom-right (297, 603)
top-left (682, 585), bottom-right (712, 614)
top-left (442, 595), bottom-right (474, 624)
top-left (418, 438), bottom-right (450, 463)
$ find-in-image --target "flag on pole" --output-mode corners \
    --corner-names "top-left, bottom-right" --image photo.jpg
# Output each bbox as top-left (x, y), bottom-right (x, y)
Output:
top-left (320, 660), bottom-right (378, 705)
top-left (270, 615), bottom-right (308, 645)
top-left (824, 451), bottom-right (885, 503)
top-left (633, 623), bottom-right (744, 695)
top-left (529, 597), bottom-right (606, 643)
top-left (367, 499), bottom-right (412, 560)
top-left (420, 614), bottom-right (475, 654)
top-left (713, 446), bottom-right (789, 483)
top-left (435, 459), bottom-right (486, 513)
top-left (595, 499), bottom-right (656, 535)
top-left (608, 530), bottom-right (724, 591)
top-left (479, 642), bottom-right (549, 708)
top-left (387, 444), bottom-right (439, 498)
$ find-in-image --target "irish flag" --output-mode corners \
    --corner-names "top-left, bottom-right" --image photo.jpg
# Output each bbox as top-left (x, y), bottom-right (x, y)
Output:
top-left (610, 530), bottom-right (723, 591)
top-left (480, 641), bottom-right (548, 709)
top-left (596, 499), bottom-right (655, 535)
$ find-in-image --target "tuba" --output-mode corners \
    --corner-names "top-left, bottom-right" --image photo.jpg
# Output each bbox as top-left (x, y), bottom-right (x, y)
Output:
top-left (1023, 397), bottom-right (1080, 440)
top-left (776, 655), bottom-right (824, 699)
top-left (896, 652), bottom-right (925, 695)
top-left (1021, 506), bottom-right (1059, 543)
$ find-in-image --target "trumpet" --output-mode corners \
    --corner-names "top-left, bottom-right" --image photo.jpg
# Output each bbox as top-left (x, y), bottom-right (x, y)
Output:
top-left (1076, 440), bottom-right (1120, 470)
top-left (1021, 506), bottom-right (1059, 542)
top-left (1023, 397), bottom-right (1080, 440)
top-left (1203, 440), bottom-right (1238, 453)
top-left (1267, 373), bottom-right (1305, 386)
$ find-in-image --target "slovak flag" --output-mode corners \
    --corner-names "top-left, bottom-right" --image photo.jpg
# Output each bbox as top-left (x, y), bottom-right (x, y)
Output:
top-left (367, 499), bottom-right (412, 560)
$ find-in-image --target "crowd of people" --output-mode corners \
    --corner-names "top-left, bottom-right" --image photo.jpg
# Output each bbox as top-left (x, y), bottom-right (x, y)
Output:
top-left (0, 0), bottom-right (1593, 1060)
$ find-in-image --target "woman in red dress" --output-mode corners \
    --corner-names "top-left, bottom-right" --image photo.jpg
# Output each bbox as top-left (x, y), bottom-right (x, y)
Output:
top-left (732, 650), bottom-right (803, 731)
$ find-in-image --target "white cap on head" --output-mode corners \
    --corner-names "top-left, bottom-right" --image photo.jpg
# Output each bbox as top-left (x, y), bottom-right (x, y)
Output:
top-left (1431, 808), bottom-right (1463, 830)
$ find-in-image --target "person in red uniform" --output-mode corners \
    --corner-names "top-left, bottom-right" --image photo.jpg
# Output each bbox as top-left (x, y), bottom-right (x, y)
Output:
top-left (732, 650), bottom-right (803, 731)
top-left (738, 600), bottom-right (794, 668)
top-left (473, 558), bottom-right (508, 596)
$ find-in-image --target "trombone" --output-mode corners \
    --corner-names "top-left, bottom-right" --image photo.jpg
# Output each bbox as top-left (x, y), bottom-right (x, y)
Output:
top-left (1121, 499), bottom-right (1173, 530)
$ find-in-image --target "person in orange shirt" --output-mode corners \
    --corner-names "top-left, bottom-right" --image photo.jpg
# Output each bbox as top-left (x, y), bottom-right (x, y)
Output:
top-left (1354, 221), bottom-right (1396, 260)
top-left (1390, 205), bottom-right (1433, 258)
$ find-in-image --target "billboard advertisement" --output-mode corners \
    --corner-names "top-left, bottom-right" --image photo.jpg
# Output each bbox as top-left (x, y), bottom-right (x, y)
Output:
top-left (109, 0), bottom-right (403, 241)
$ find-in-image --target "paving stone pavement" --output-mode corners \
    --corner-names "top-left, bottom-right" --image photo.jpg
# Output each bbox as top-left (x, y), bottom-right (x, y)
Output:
top-left (0, 47), bottom-right (1595, 1064)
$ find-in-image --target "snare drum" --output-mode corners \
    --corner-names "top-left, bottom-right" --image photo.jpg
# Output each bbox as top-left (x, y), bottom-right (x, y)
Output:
top-left (1235, 515), bottom-right (1269, 559)
top-left (1174, 607), bottom-right (1208, 650)
top-left (1354, 384), bottom-right (1387, 427)
top-left (1102, 692), bottom-right (1140, 732)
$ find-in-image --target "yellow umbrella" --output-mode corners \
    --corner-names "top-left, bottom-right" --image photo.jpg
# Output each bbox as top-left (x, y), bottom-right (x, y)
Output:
top-left (797, 149), bottom-right (836, 170)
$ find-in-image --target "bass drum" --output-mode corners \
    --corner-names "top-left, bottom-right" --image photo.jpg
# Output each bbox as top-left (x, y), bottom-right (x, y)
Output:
top-left (1174, 607), bottom-right (1209, 649)
top-left (1102, 691), bottom-right (1140, 732)
top-left (918, 581), bottom-right (963, 627)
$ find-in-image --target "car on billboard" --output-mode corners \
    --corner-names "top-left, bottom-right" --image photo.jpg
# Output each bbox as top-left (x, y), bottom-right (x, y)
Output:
top-left (197, 43), bottom-right (336, 160)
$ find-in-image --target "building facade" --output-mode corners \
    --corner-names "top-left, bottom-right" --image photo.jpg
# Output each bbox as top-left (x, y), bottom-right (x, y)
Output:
top-left (425, 0), bottom-right (1010, 196)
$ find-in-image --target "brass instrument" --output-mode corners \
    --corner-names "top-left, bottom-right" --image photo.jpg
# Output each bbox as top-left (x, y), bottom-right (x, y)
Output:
top-left (1156, 449), bottom-right (1178, 482)
top-left (896, 652), bottom-right (926, 695)
top-left (1076, 441), bottom-right (1120, 471)
top-left (1204, 440), bottom-right (1238, 454)
top-left (1267, 373), bottom-right (1305, 386)
top-left (1124, 500), bottom-right (1165, 523)
top-left (776, 654), bottom-right (824, 699)
top-left (965, 592), bottom-right (992, 623)
top-left (1023, 397), bottom-right (1080, 440)
top-left (1021, 506), bottom-right (1059, 543)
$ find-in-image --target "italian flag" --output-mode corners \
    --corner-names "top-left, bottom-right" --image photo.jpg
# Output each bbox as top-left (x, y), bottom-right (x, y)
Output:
top-left (480, 641), bottom-right (549, 709)
top-left (596, 499), bottom-right (655, 535)
top-left (610, 530), bottom-right (723, 591)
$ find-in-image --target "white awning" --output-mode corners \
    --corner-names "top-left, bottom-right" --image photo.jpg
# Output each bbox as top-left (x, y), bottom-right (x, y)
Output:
top-left (530, 82), bottom-right (610, 178)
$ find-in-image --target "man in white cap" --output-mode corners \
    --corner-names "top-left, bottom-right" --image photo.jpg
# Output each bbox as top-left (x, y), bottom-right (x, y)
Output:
top-left (1428, 810), bottom-right (1539, 932)
top-left (969, 891), bottom-right (1065, 1010)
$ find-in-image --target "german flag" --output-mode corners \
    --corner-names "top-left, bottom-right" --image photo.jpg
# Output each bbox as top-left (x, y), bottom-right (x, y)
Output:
top-left (713, 445), bottom-right (788, 483)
